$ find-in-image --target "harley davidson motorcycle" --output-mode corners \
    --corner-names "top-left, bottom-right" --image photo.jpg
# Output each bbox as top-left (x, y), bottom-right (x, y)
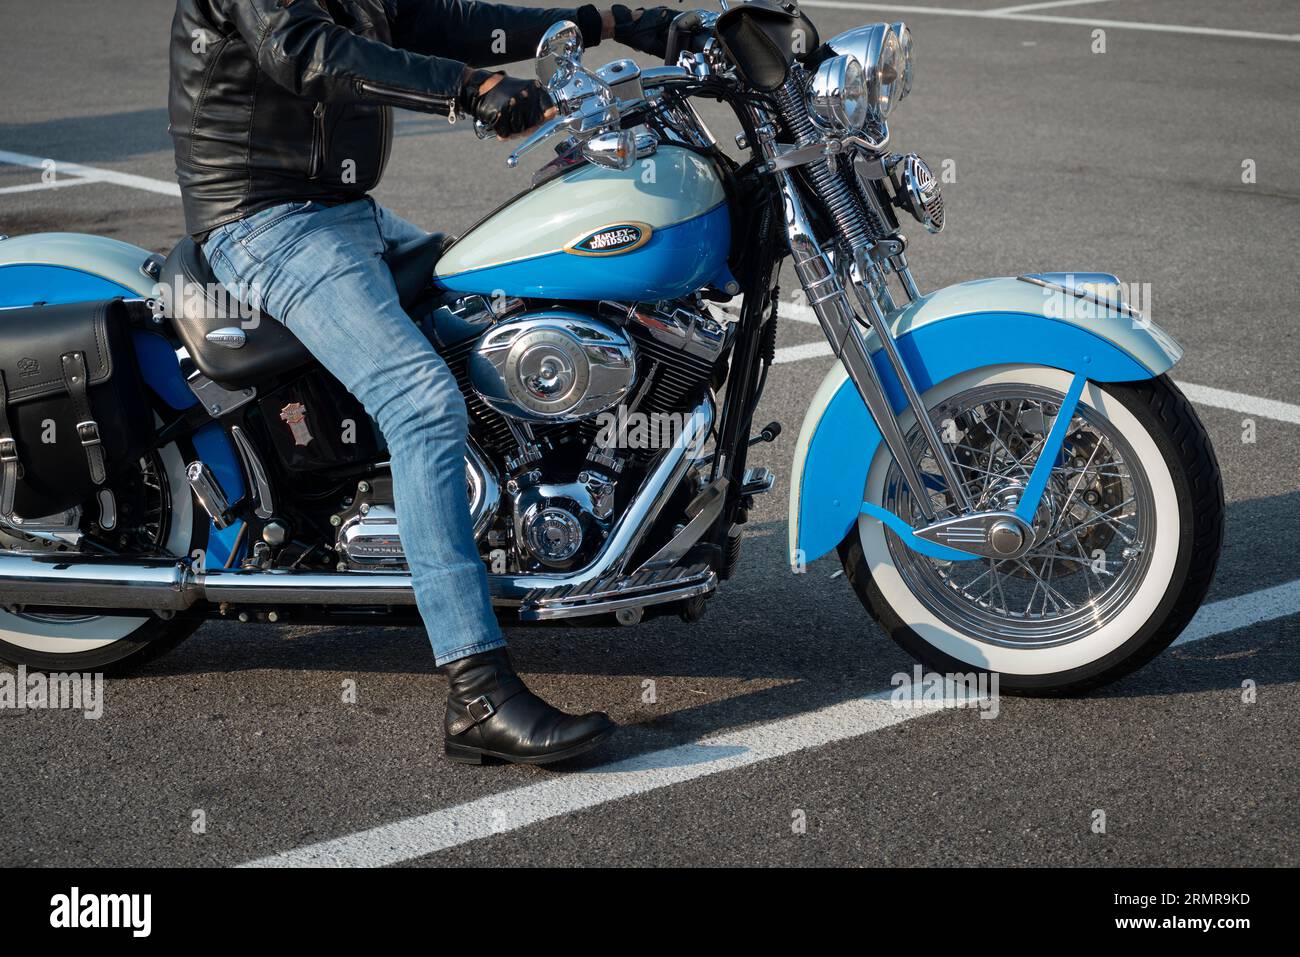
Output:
top-left (0, 2), bottom-right (1222, 693)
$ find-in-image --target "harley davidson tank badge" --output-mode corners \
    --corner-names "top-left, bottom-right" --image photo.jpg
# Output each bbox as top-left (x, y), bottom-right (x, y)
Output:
top-left (564, 223), bottom-right (651, 256)
top-left (279, 402), bottom-right (314, 447)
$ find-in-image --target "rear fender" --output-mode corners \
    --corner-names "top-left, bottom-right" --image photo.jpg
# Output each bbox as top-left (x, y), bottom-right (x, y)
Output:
top-left (788, 275), bottom-right (1183, 567)
top-left (0, 233), bottom-right (245, 558)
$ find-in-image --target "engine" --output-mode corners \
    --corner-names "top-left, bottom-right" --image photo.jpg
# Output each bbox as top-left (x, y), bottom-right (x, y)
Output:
top-left (333, 296), bottom-right (732, 574)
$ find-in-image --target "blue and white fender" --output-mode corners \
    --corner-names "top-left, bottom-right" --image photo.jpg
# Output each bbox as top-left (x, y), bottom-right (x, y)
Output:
top-left (0, 233), bottom-right (246, 560)
top-left (788, 273), bottom-right (1184, 567)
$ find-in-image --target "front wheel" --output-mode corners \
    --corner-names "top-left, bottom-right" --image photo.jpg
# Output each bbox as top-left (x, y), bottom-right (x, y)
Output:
top-left (839, 366), bottom-right (1223, 695)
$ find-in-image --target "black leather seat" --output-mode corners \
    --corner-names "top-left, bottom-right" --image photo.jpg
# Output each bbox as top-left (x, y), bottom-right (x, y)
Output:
top-left (159, 232), bottom-right (448, 388)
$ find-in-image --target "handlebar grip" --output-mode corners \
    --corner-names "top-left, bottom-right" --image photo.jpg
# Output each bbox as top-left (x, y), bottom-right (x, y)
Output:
top-left (664, 10), bottom-right (705, 66)
top-left (663, 18), bottom-right (683, 66)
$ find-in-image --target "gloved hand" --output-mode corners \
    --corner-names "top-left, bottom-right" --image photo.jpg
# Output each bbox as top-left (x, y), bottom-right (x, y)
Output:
top-left (611, 5), bottom-right (679, 60)
top-left (457, 68), bottom-right (554, 139)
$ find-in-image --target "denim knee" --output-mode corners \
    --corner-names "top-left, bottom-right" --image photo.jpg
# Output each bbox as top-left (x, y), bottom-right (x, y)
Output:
top-left (381, 364), bottom-right (468, 446)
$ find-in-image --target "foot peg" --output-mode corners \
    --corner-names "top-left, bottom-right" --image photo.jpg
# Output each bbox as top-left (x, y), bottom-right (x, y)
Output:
top-left (185, 462), bottom-right (233, 530)
top-left (748, 421), bottom-right (782, 447)
top-left (740, 466), bottom-right (775, 496)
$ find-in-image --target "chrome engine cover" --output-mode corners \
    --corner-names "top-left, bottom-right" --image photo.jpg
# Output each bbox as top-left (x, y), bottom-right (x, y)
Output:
top-left (334, 442), bottom-right (500, 570)
top-left (468, 311), bottom-right (636, 422)
top-left (509, 469), bottom-right (616, 570)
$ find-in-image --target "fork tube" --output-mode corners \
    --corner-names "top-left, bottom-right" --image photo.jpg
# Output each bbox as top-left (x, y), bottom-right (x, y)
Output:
top-left (778, 171), bottom-right (937, 521)
top-left (846, 274), bottom-right (973, 513)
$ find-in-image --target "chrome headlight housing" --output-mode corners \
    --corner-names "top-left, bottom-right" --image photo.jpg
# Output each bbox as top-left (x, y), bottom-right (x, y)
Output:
top-left (808, 54), bottom-right (868, 132)
top-left (892, 21), bottom-right (914, 101)
top-left (827, 21), bottom-right (914, 120)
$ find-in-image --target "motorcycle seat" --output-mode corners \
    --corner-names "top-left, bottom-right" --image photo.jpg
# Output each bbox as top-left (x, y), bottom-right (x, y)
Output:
top-left (158, 231), bottom-right (448, 389)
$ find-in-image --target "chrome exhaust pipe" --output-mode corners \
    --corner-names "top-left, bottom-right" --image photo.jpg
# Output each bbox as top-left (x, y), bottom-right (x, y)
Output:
top-left (0, 553), bottom-right (196, 611)
top-left (0, 400), bottom-right (713, 613)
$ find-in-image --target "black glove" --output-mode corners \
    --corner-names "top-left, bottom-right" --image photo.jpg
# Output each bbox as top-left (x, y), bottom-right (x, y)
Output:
top-left (457, 68), bottom-right (553, 138)
top-left (612, 5), bottom-right (679, 60)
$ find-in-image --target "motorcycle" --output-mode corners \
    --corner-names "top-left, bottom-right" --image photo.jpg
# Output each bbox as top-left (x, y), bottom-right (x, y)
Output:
top-left (0, 1), bottom-right (1222, 693)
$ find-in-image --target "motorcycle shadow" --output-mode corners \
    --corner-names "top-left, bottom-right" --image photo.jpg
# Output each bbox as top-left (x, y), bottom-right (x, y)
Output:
top-left (127, 491), bottom-right (1298, 728)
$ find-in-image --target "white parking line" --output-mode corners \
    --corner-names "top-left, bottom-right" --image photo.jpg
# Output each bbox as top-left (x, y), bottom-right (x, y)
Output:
top-left (799, 2), bottom-right (1300, 43)
top-left (0, 150), bottom-right (180, 198)
top-left (239, 576), bottom-right (1300, 867)
top-left (736, 298), bottom-right (1300, 427)
top-left (773, 336), bottom-right (1300, 426)
top-left (762, 294), bottom-right (1300, 424)
top-left (992, 0), bottom-right (1124, 13)
top-left (0, 176), bottom-right (96, 196)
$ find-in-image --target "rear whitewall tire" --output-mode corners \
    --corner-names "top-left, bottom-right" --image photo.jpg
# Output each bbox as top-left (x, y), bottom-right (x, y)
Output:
top-left (839, 366), bottom-right (1223, 693)
top-left (0, 432), bottom-right (205, 672)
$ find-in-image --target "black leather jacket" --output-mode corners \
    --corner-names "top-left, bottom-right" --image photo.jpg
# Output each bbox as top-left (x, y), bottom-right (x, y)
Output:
top-left (169, 0), bottom-right (603, 238)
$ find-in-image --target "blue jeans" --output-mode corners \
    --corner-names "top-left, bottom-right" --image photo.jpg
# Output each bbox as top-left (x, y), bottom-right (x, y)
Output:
top-left (203, 198), bottom-right (506, 665)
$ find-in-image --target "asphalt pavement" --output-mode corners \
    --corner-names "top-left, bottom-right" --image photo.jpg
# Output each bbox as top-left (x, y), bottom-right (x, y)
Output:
top-left (0, 0), bottom-right (1296, 867)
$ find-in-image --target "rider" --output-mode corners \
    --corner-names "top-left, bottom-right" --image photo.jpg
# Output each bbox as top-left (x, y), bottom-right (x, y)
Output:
top-left (168, 0), bottom-right (677, 765)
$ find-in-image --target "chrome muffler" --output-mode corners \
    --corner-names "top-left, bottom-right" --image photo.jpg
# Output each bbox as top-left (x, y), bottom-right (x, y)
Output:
top-left (0, 400), bottom-right (713, 615)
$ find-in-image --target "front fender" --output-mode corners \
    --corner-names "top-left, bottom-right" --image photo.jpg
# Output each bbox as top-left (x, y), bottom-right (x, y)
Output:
top-left (788, 275), bottom-right (1183, 567)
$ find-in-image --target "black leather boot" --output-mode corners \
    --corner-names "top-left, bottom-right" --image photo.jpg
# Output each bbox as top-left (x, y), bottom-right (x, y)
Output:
top-left (442, 648), bottom-right (616, 765)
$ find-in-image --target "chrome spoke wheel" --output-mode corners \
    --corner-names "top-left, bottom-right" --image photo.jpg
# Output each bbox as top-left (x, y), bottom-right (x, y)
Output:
top-left (882, 382), bottom-right (1156, 649)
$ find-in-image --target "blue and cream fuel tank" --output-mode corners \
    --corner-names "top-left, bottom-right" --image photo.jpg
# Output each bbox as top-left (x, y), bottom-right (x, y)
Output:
top-left (434, 145), bottom-right (733, 301)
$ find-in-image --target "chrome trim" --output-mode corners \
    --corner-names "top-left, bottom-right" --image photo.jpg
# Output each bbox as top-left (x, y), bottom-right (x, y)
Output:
top-left (638, 477), bottom-right (727, 571)
top-left (469, 310), bottom-right (636, 421)
top-left (740, 466), bottom-right (775, 496)
top-left (845, 263), bottom-right (972, 512)
top-left (97, 489), bottom-right (117, 532)
top-left (465, 437), bottom-right (502, 542)
top-left (204, 327), bottom-right (248, 350)
top-left (0, 401), bottom-right (712, 615)
top-left (809, 54), bottom-right (867, 132)
top-left (185, 461), bottom-right (231, 530)
top-left (230, 425), bottom-right (274, 520)
top-left (0, 554), bottom-right (194, 611)
top-left (1018, 274), bottom-right (1148, 324)
top-left (528, 564), bottom-right (715, 621)
top-left (914, 510), bottom-right (1035, 560)
top-left (776, 169), bottom-right (937, 520)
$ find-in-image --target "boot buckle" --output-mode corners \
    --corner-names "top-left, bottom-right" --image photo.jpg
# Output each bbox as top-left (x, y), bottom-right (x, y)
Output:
top-left (466, 694), bottom-right (497, 723)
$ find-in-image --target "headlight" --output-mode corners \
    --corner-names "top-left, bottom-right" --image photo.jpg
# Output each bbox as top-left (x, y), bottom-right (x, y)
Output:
top-left (891, 21), bottom-right (914, 101)
top-left (809, 54), bottom-right (867, 132)
top-left (873, 28), bottom-right (902, 117)
top-left (826, 21), bottom-right (914, 119)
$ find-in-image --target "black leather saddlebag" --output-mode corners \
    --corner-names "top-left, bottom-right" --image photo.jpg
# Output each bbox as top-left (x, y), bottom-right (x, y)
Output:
top-left (0, 299), bottom-right (154, 520)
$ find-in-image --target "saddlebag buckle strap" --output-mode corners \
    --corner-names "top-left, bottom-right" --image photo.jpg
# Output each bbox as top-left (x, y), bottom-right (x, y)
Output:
top-left (0, 371), bottom-right (17, 519)
top-left (60, 351), bottom-right (107, 485)
top-left (447, 677), bottom-right (527, 737)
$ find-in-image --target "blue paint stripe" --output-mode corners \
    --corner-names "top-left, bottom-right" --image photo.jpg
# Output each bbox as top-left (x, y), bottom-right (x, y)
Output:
top-left (1015, 372), bottom-right (1087, 524)
top-left (860, 502), bottom-right (980, 562)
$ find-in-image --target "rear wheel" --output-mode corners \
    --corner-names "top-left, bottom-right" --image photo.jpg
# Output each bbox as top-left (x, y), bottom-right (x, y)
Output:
top-left (0, 434), bottom-right (206, 674)
top-left (839, 366), bottom-right (1223, 694)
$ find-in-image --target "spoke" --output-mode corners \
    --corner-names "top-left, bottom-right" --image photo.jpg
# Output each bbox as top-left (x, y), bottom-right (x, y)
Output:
top-left (1051, 436), bottom-right (1103, 536)
top-left (1013, 555), bottom-right (1076, 615)
top-left (1036, 497), bottom-right (1136, 549)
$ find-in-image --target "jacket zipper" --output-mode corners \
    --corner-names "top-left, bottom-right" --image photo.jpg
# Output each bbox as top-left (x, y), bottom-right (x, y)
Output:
top-left (373, 103), bottom-right (392, 188)
top-left (309, 102), bottom-right (325, 180)
top-left (355, 79), bottom-right (453, 115)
